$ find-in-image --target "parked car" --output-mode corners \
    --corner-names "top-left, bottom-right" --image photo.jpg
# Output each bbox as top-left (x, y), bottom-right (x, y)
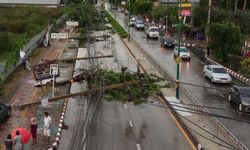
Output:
top-left (146, 26), bottom-right (159, 39)
top-left (160, 37), bottom-right (175, 48)
top-left (129, 17), bottom-right (136, 26)
top-left (203, 65), bottom-right (232, 83)
top-left (174, 46), bottom-right (190, 60)
top-left (135, 19), bottom-right (145, 30)
top-left (228, 85), bottom-right (250, 111)
top-left (0, 102), bottom-right (11, 123)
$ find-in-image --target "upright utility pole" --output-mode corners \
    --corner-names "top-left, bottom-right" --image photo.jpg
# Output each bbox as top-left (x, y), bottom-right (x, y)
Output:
top-left (128, 0), bottom-right (131, 41)
top-left (176, 0), bottom-right (182, 99)
top-left (206, 0), bottom-right (212, 42)
top-left (207, 0), bottom-right (212, 25)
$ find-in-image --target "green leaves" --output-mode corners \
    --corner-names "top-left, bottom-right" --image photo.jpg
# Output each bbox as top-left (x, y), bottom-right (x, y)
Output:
top-left (208, 21), bottom-right (241, 61)
top-left (103, 70), bottom-right (160, 105)
top-left (105, 11), bottom-right (128, 38)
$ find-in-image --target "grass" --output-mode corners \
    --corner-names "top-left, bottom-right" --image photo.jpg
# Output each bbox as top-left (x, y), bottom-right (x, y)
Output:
top-left (105, 11), bottom-right (128, 38)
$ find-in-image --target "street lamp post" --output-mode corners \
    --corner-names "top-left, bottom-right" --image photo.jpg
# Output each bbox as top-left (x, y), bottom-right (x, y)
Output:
top-left (128, 0), bottom-right (131, 41)
top-left (176, 0), bottom-right (183, 99)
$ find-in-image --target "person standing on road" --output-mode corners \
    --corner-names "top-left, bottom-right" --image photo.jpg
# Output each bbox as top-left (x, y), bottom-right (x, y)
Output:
top-left (43, 112), bottom-right (52, 142)
top-left (14, 130), bottom-right (23, 150)
top-left (30, 117), bottom-right (37, 145)
top-left (207, 46), bottom-right (211, 57)
top-left (4, 134), bottom-right (13, 150)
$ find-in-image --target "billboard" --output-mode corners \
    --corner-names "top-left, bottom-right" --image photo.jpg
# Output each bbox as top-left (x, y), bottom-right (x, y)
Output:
top-left (178, 10), bottom-right (192, 16)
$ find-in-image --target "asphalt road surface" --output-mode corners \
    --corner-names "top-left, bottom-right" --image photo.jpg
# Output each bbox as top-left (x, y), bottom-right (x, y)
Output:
top-left (86, 100), bottom-right (192, 150)
top-left (111, 9), bottom-right (250, 148)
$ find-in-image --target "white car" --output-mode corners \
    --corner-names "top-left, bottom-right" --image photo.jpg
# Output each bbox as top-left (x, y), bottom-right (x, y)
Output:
top-left (146, 26), bottom-right (159, 39)
top-left (203, 65), bottom-right (232, 83)
top-left (174, 46), bottom-right (190, 60)
top-left (129, 17), bottom-right (136, 26)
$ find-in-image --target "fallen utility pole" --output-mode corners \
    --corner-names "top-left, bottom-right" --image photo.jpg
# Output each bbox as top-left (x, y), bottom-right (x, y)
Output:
top-left (15, 80), bottom-right (139, 109)
top-left (58, 55), bottom-right (113, 61)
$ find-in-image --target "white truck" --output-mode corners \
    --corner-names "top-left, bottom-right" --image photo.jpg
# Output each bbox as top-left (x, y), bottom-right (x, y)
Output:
top-left (146, 26), bottom-right (159, 39)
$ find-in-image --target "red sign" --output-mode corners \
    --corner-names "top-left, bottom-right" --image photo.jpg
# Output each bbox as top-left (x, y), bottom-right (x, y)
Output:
top-left (178, 10), bottom-right (191, 16)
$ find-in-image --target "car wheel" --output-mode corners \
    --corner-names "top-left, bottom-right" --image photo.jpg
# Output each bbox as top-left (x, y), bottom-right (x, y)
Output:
top-left (239, 103), bottom-right (243, 111)
top-left (228, 94), bottom-right (232, 102)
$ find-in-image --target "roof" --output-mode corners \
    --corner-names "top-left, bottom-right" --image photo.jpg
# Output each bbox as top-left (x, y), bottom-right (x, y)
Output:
top-left (0, 0), bottom-right (60, 5)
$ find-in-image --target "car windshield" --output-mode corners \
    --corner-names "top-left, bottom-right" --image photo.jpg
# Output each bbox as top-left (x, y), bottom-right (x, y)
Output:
top-left (164, 38), bottom-right (174, 42)
top-left (136, 20), bottom-right (144, 24)
top-left (150, 28), bottom-right (158, 32)
top-left (212, 68), bottom-right (227, 73)
top-left (180, 47), bottom-right (188, 52)
top-left (240, 89), bottom-right (250, 97)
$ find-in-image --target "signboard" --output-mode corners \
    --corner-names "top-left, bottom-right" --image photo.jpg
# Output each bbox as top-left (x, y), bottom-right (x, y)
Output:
top-left (51, 33), bottom-right (68, 39)
top-left (33, 60), bottom-right (59, 80)
top-left (178, 3), bottom-right (192, 8)
top-left (50, 64), bottom-right (59, 75)
top-left (66, 21), bottom-right (79, 27)
top-left (121, 1), bottom-right (125, 5)
top-left (178, 10), bottom-right (192, 16)
top-left (41, 99), bottom-right (49, 107)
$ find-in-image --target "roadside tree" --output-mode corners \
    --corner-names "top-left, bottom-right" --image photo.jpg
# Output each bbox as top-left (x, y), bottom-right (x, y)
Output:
top-left (208, 21), bottom-right (241, 61)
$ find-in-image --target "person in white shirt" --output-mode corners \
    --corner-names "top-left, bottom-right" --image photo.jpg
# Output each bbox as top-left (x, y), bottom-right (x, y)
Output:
top-left (43, 112), bottom-right (52, 142)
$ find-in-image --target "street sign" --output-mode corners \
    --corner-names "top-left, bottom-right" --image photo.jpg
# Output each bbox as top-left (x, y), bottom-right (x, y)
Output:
top-left (50, 64), bottom-right (59, 75)
top-left (51, 33), bottom-right (68, 39)
top-left (178, 10), bottom-right (192, 16)
top-left (178, 3), bottom-right (192, 8)
top-left (66, 21), bottom-right (79, 27)
top-left (41, 98), bottom-right (49, 107)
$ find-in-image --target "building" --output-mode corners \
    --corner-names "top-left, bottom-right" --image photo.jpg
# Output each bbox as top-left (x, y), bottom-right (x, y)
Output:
top-left (0, 0), bottom-right (63, 6)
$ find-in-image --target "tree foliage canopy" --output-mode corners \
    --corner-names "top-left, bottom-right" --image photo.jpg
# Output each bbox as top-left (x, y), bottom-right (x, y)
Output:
top-left (208, 21), bottom-right (242, 61)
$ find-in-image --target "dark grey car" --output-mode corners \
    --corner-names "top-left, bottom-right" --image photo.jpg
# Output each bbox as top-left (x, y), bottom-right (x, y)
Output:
top-left (160, 37), bottom-right (175, 48)
top-left (228, 85), bottom-right (250, 111)
top-left (0, 102), bottom-right (11, 123)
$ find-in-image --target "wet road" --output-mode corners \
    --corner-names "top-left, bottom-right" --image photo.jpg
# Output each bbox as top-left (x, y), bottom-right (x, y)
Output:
top-left (86, 31), bottom-right (192, 150)
top-left (87, 100), bottom-right (191, 150)
top-left (111, 10), bottom-right (250, 148)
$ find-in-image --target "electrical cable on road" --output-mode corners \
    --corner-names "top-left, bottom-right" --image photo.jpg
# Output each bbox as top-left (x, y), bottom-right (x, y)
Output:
top-left (169, 104), bottom-right (250, 123)
top-left (168, 100), bottom-right (250, 117)
top-left (185, 125), bottom-right (238, 150)
top-left (178, 81), bottom-right (250, 97)
top-left (145, 101), bottom-right (238, 149)
top-left (179, 114), bottom-right (239, 150)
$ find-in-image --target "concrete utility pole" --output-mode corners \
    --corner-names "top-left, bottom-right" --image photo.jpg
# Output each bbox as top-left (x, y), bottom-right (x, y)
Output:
top-left (207, 0), bottom-right (212, 25)
top-left (128, 0), bottom-right (131, 41)
top-left (176, 0), bottom-right (183, 99)
top-left (206, 0), bottom-right (212, 42)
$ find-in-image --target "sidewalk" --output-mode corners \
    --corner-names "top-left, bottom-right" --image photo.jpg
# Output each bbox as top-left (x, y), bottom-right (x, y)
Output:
top-left (0, 28), bottom-right (76, 149)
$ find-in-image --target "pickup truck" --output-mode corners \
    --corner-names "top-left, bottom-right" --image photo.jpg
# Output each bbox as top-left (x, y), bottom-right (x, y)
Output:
top-left (146, 26), bottom-right (159, 39)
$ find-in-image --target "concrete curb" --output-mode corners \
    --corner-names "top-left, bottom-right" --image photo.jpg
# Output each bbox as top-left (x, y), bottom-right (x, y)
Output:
top-left (205, 56), bottom-right (250, 85)
top-left (48, 98), bottom-right (68, 150)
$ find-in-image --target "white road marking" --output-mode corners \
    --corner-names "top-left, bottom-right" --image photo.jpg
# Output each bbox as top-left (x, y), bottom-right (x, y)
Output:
top-left (129, 121), bottom-right (133, 127)
top-left (165, 96), bottom-right (192, 117)
top-left (136, 144), bottom-right (142, 150)
top-left (123, 104), bottom-right (128, 109)
top-left (218, 93), bottom-right (225, 98)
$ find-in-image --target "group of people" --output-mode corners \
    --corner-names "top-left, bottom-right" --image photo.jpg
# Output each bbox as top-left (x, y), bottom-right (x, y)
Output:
top-left (4, 112), bottom-right (52, 150)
